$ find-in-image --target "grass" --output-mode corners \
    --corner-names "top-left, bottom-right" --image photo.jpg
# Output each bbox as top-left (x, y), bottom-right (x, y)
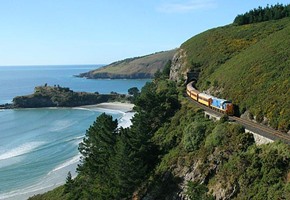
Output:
top-left (82, 49), bottom-right (176, 78)
top-left (180, 18), bottom-right (290, 132)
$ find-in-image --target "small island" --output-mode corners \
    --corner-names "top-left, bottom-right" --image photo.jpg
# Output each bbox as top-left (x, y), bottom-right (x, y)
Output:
top-left (6, 84), bottom-right (128, 108)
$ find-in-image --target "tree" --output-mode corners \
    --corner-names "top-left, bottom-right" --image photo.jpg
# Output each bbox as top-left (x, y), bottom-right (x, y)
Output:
top-left (186, 181), bottom-right (214, 200)
top-left (128, 87), bottom-right (139, 96)
top-left (162, 60), bottom-right (172, 77)
top-left (78, 113), bottom-right (118, 180)
top-left (64, 171), bottom-right (74, 194)
top-left (110, 128), bottom-right (147, 198)
top-left (128, 87), bottom-right (140, 102)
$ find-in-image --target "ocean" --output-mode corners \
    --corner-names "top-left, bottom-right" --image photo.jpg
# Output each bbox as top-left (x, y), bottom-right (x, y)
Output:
top-left (0, 65), bottom-right (150, 199)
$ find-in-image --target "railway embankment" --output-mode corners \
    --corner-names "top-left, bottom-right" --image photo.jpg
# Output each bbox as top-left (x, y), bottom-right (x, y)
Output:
top-left (187, 96), bottom-right (290, 145)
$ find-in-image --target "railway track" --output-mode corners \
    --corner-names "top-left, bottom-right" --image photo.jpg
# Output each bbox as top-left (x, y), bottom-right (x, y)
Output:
top-left (187, 96), bottom-right (290, 144)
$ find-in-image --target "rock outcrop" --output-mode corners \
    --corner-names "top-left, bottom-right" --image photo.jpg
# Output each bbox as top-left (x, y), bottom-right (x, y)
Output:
top-left (12, 85), bottom-right (125, 108)
top-left (169, 49), bottom-right (187, 83)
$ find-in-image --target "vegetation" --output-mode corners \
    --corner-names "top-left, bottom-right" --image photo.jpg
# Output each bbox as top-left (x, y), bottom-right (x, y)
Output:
top-left (77, 50), bottom-right (176, 79)
top-left (12, 84), bottom-right (129, 108)
top-left (144, 100), bottom-right (290, 199)
top-left (234, 3), bottom-right (290, 25)
top-left (180, 16), bottom-right (290, 132)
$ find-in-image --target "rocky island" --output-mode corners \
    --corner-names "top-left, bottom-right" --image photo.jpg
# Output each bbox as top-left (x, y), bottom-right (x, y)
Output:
top-left (10, 84), bottom-right (127, 108)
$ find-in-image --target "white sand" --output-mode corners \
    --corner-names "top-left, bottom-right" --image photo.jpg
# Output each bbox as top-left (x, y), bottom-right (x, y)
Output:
top-left (80, 102), bottom-right (134, 112)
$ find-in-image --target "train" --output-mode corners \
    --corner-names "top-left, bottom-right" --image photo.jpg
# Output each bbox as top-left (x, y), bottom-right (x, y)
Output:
top-left (186, 81), bottom-right (234, 115)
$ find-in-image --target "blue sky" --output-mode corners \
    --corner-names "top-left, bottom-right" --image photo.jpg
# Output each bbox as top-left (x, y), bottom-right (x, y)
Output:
top-left (0, 0), bottom-right (289, 65)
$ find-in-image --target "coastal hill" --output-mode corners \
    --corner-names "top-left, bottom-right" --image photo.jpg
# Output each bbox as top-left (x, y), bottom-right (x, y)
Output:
top-left (171, 17), bottom-right (290, 132)
top-left (12, 85), bottom-right (126, 108)
top-left (77, 49), bottom-right (176, 79)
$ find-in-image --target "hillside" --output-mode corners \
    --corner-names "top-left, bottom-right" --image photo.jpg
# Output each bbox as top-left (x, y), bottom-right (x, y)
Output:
top-left (78, 49), bottom-right (176, 79)
top-left (171, 17), bottom-right (290, 132)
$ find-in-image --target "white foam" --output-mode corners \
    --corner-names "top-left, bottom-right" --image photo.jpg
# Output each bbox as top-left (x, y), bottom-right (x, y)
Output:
top-left (49, 119), bottom-right (75, 132)
top-left (50, 154), bottom-right (81, 174)
top-left (0, 155), bottom-right (80, 200)
top-left (118, 112), bottom-right (135, 128)
top-left (0, 142), bottom-right (45, 161)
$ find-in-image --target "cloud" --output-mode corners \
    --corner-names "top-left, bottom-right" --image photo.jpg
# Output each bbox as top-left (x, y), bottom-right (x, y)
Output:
top-left (157, 0), bottom-right (216, 13)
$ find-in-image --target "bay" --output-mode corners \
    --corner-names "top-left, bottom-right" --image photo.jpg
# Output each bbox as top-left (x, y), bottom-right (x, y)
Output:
top-left (0, 65), bottom-right (150, 199)
top-left (0, 65), bottom-right (150, 104)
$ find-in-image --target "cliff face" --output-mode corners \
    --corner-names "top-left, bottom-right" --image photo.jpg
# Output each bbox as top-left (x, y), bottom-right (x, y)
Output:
top-left (13, 95), bottom-right (55, 108)
top-left (169, 49), bottom-right (187, 82)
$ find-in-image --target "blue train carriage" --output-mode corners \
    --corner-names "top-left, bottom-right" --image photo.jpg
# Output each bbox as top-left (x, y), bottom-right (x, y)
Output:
top-left (198, 93), bottom-right (213, 107)
top-left (186, 82), bottom-right (200, 101)
top-left (211, 96), bottom-right (234, 115)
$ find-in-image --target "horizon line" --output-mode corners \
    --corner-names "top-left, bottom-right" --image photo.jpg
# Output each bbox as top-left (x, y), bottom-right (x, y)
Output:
top-left (0, 64), bottom-right (107, 67)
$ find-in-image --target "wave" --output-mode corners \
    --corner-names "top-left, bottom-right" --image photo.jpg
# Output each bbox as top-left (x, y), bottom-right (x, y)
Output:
top-left (65, 135), bottom-right (84, 145)
top-left (73, 107), bottom-right (95, 112)
top-left (49, 154), bottom-right (81, 174)
top-left (0, 177), bottom-right (63, 200)
top-left (118, 112), bottom-right (135, 128)
top-left (0, 142), bottom-right (45, 161)
top-left (49, 119), bottom-right (76, 132)
top-left (75, 106), bottom-right (125, 115)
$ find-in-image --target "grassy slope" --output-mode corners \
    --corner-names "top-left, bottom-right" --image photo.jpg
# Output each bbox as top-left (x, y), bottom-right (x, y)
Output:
top-left (181, 18), bottom-right (290, 131)
top-left (82, 49), bottom-right (176, 78)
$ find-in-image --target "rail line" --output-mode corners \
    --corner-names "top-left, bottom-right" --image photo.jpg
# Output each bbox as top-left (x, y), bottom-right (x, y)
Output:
top-left (187, 96), bottom-right (290, 144)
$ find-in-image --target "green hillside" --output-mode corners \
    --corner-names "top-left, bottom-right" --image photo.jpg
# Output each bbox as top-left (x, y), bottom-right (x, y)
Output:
top-left (78, 49), bottom-right (176, 79)
top-left (179, 18), bottom-right (290, 132)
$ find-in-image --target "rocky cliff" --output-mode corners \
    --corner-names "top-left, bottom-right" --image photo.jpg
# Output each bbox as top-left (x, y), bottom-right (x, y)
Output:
top-left (169, 48), bottom-right (188, 83)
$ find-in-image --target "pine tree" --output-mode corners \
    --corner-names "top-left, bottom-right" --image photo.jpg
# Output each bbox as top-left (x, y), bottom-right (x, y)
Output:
top-left (64, 171), bottom-right (74, 194)
top-left (110, 128), bottom-right (147, 198)
top-left (78, 113), bottom-right (118, 172)
top-left (77, 112), bottom-right (119, 196)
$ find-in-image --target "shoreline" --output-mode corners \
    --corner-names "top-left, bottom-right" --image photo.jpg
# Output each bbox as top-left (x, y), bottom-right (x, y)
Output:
top-left (0, 101), bottom-right (134, 111)
top-left (79, 102), bottom-right (134, 112)
top-left (78, 102), bottom-right (135, 129)
top-left (1, 102), bottom-right (135, 200)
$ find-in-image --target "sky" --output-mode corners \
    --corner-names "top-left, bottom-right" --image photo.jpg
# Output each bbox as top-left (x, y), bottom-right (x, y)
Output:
top-left (0, 0), bottom-right (289, 66)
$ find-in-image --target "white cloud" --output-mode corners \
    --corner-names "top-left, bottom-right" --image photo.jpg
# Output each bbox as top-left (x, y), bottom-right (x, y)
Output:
top-left (157, 0), bottom-right (216, 13)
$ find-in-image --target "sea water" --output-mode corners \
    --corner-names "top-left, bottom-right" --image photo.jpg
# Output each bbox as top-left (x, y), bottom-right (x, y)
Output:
top-left (0, 65), bottom-right (150, 199)
top-left (0, 65), bottom-right (150, 104)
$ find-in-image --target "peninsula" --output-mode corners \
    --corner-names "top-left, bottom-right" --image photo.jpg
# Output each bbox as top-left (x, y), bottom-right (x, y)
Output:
top-left (77, 50), bottom-right (176, 79)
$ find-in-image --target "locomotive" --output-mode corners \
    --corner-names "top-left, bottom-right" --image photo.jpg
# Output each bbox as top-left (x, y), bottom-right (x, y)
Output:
top-left (186, 81), bottom-right (234, 116)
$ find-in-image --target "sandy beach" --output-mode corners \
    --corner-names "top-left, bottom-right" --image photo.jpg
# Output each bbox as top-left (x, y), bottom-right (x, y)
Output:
top-left (80, 102), bottom-right (134, 113)
top-left (4, 102), bottom-right (135, 200)
top-left (80, 102), bottom-right (135, 128)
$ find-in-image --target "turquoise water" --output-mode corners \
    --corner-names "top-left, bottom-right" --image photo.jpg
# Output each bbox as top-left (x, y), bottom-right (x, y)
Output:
top-left (0, 65), bottom-right (150, 199)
